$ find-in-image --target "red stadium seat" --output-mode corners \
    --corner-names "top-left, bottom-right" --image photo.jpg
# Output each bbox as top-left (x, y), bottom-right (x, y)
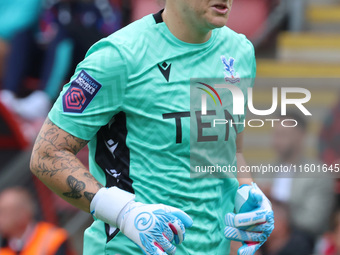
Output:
top-left (0, 101), bottom-right (29, 150)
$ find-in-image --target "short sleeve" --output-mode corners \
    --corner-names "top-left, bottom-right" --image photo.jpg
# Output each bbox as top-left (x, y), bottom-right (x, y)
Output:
top-left (48, 39), bottom-right (128, 140)
top-left (237, 40), bottom-right (256, 133)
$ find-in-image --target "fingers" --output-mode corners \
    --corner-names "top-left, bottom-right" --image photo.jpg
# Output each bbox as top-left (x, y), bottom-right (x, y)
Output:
top-left (153, 247), bottom-right (167, 255)
top-left (265, 211), bottom-right (274, 225)
top-left (139, 233), bottom-right (167, 255)
top-left (153, 235), bottom-right (176, 255)
top-left (165, 206), bottom-right (193, 228)
top-left (238, 242), bottom-right (262, 255)
top-left (168, 218), bottom-right (185, 244)
top-left (234, 210), bottom-right (268, 228)
top-left (224, 226), bottom-right (267, 243)
top-left (251, 183), bottom-right (272, 210)
top-left (154, 248), bottom-right (167, 255)
top-left (225, 210), bottom-right (268, 228)
top-left (244, 222), bottom-right (274, 234)
top-left (161, 205), bottom-right (193, 245)
top-left (245, 211), bottom-right (274, 235)
top-left (139, 226), bottom-right (176, 255)
top-left (225, 212), bottom-right (236, 227)
top-left (162, 224), bottom-right (175, 243)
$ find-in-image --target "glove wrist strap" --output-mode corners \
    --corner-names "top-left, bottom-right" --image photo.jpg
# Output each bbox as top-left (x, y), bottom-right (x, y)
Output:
top-left (90, 187), bottom-right (135, 227)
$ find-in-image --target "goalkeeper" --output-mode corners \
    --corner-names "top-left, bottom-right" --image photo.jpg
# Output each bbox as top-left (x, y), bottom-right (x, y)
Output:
top-left (30, 0), bottom-right (274, 254)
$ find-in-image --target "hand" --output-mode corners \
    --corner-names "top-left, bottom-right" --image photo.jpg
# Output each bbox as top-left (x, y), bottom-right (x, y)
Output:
top-left (90, 187), bottom-right (193, 255)
top-left (118, 201), bottom-right (193, 255)
top-left (224, 183), bottom-right (274, 255)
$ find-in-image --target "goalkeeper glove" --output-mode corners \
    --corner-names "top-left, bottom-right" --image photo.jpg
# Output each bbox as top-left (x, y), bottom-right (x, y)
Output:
top-left (90, 187), bottom-right (193, 255)
top-left (224, 182), bottom-right (274, 255)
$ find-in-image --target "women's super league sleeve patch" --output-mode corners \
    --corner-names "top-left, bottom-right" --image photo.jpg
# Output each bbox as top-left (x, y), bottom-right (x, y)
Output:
top-left (62, 70), bottom-right (102, 113)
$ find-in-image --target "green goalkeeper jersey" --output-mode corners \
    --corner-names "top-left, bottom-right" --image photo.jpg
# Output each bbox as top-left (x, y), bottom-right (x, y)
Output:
top-left (49, 10), bottom-right (256, 255)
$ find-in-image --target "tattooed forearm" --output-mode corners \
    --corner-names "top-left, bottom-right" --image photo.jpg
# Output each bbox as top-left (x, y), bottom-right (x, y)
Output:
top-left (30, 118), bottom-right (89, 177)
top-left (84, 191), bottom-right (95, 202)
top-left (30, 117), bottom-right (101, 212)
top-left (60, 134), bottom-right (89, 155)
top-left (83, 172), bottom-right (93, 179)
top-left (83, 172), bottom-right (104, 189)
top-left (63, 175), bottom-right (85, 199)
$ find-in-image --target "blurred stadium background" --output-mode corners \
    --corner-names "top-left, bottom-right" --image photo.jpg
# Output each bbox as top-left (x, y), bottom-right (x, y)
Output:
top-left (0, 0), bottom-right (339, 254)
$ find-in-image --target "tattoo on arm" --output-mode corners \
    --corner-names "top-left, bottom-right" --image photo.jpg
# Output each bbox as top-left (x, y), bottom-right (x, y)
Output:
top-left (83, 172), bottom-right (104, 189)
top-left (32, 118), bottom-right (89, 177)
top-left (83, 172), bottom-right (92, 178)
top-left (63, 175), bottom-right (85, 199)
top-left (31, 119), bottom-right (103, 211)
top-left (84, 192), bottom-right (95, 202)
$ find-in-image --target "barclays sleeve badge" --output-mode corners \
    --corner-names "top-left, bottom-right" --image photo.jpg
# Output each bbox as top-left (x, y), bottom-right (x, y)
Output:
top-left (62, 70), bottom-right (102, 113)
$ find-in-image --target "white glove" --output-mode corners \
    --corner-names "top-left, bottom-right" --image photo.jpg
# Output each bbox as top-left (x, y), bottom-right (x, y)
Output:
top-left (90, 187), bottom-right (193, 255)
top-left (224, 183), bottom-right (274, 255)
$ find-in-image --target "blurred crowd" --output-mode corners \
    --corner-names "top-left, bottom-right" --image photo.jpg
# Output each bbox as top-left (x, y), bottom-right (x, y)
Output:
top-left (0, 187), bottom-right (74, 254)
top-left (0, 0), bottom-right (132, 121)
top-left (0, 0), bottom-right (134, 254)
top-left (0, 0), bottom-right (339, 254)
top-left (255, 110), bottom-right (340, 255)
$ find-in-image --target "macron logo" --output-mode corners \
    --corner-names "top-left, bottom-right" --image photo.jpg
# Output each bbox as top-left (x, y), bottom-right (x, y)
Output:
top-left (158, 61), bottom-right (171, 82)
